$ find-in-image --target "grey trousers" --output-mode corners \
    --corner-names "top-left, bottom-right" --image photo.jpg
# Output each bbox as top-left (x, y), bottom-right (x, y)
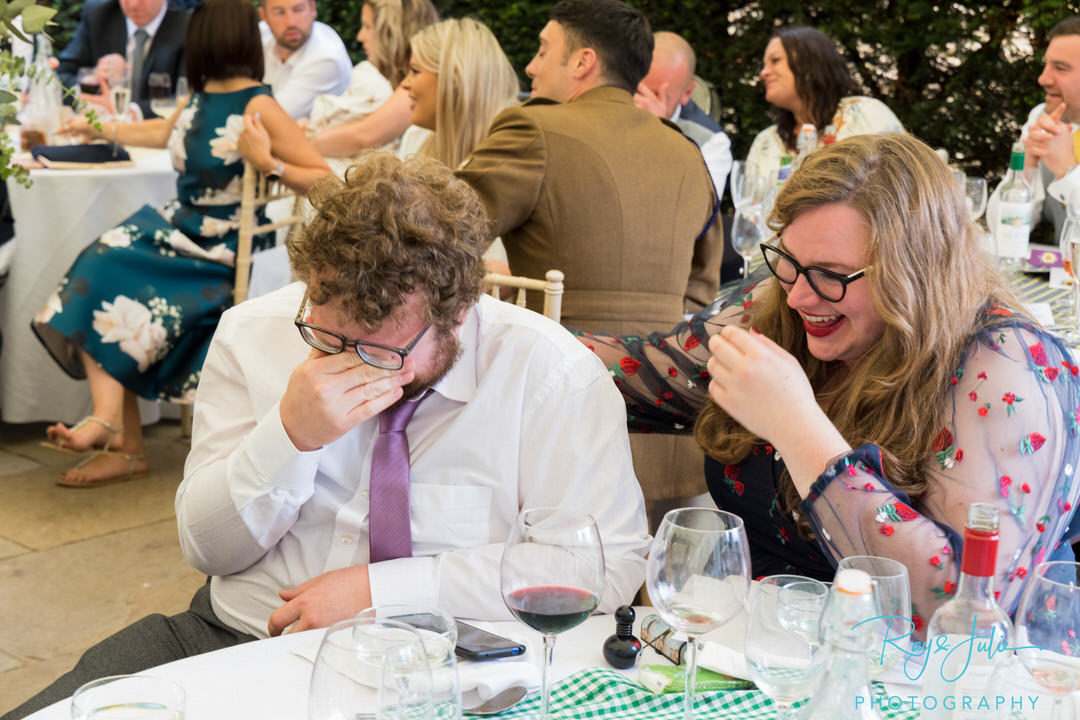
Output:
top-left (2, 582), bottom-right (256, 720)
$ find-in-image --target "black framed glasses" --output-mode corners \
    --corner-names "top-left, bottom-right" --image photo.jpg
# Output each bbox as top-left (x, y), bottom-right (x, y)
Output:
top-left (759, 238), bottom-right (868, 303)
top-left (294, 291), bottom-right (430, 370)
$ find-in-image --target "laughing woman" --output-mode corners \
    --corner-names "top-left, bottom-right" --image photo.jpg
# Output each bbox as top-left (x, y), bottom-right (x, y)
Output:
top-left (579, 133), bottom-right (1080, 633)
top-left (32, 0), bottom-right (329, 487)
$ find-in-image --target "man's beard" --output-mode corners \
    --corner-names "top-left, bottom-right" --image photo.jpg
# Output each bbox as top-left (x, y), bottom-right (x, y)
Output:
top-left (400, 330), bottom-right (461, 400)
top-left (276, 27), bottom-right (310, 52)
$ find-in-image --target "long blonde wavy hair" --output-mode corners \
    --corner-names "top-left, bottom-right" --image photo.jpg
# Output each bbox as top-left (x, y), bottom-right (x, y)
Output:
top-left (364, 0), bottom-right (438, 87)
top-left (409, 18), bottom-right (520, 170)
top-left (695, 133), bottom-right (1025, 528)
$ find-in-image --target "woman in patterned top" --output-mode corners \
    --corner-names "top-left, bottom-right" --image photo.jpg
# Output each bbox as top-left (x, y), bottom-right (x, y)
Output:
top-left (34, 0), bottom-right (329, 487)
top-left (748, 25), bottom-right (903, 182)
top-left (579, 133), bottom-right (1080, 633)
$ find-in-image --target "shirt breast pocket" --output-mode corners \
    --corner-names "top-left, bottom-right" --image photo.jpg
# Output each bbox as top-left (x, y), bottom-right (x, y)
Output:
top-left (409, 482), bottom-right (494, 552)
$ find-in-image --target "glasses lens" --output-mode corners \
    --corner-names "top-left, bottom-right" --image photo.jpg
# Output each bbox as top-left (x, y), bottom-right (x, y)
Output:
top-left (764, 246), bottom-right (798, 283)
top-left (299, 324), bottom-right (345, 353)
top-left (806, 270), bottom-right (845, 302)
top-left (355, 345), bottom-right (403, 370)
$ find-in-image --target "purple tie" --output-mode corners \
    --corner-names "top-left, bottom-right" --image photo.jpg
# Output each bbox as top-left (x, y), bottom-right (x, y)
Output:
top-left (369, 395), bottom-right (426, 562)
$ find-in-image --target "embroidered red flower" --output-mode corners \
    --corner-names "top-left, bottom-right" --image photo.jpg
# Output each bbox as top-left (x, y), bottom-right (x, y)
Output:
top-left (742, 300), bottom-right (754, 310)
top-left (1022, 483), bottom-right (1031, 494)
top-left (667, 366), bottom-right (677, 378)
top-left (978, 371), bottom-right (988, 380)
top-left (1030, 342), bottom-right (1049, 366)
top-left (893, 503), bottom-right (919, 521)
top-left (619, 357), bottom-right (641, 375)
top-left (930, 556), bottom-right (944, 569)
top-left (1003, 392), bottom-right (1016, 404)
top-left (978, 404), bottom-right (990, 417)
top-left (733, 481), bottom-right (745, 495)
top-left (969, 391), bottom-right (978, 402)
top-left (663, 391), bottom-right (674, 400)
top-left (779, 526), bottom-right (791, 542)
top-left (1045, 367), bottom-right (1060, 382)
top-left (724, 464), bottom-right (739, 481)
top-left (944, 581), bottom-right (957, 595)
top-left (955, 449), bottom-right (964, 462)
top-left (684, 335), bottom-right (701, 350)
top-left (1064, 361), bottom-right (1080, 376)
top-left (1037, 522), bottom-right (1046, 532)
top-left (912, 615), bottom-right (924, 632)
top-left (950, 377), bottom-right (958, 386)
top-left (1029, 433), bottom-right (1047, 451)
top-left (864, 483), bottom-right (875, 491)
top-left (880, 524), bottom-right (895, 536)
top-left (1017, 567), bottom-right (1028, 578)
top-left (933, 427), bottom-right (954, 454)
top-left (764, 444), bottom-right (774, 454)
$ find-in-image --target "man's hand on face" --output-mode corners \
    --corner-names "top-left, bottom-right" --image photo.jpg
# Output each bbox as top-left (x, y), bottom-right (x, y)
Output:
top-left (633, 80), bottom-right (671, 119)
top-left (279, 349), bottom-right (415, 452)
top-left (268, 565), bottom-right (372, 636)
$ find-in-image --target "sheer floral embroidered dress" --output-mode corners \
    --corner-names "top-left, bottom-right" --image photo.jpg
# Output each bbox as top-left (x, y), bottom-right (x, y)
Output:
top-left (576, 278), bottom-right (1080, 631)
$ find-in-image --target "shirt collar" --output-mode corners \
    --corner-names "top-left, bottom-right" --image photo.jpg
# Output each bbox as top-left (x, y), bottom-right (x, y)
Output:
top-left (125, 2), bottom-right (168, 40)
top-left (427, 302), bottom-right (479, 404)
top-left (670, 104), bottom-right (683, 122)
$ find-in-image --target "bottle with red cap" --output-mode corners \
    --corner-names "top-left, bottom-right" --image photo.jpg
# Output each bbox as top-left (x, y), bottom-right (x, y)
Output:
top-left (920, 503), bottom-right (1013, 720)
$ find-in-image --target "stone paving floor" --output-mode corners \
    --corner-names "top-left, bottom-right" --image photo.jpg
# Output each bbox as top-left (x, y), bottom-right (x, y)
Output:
top-left (0, 420), bottom-right (205, 713)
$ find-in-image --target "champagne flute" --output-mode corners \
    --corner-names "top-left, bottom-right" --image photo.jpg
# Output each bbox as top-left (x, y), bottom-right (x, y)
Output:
top-left (646, 508), bottom-right (750, 720)
top-left (500, 508), bottom-right (605, 720)
top-left (1015, 561), bottom-right (1080, 720)
top-left (109, 74), bottom-right (131, 123)
top-left (730, 208), bottom-right (762, 278)
top-left (836, 555), bottom-right (911, 677)
top-left (745, 576), bottom-right (830, 720)
top-left (308, 617), bottom-right (434, 720)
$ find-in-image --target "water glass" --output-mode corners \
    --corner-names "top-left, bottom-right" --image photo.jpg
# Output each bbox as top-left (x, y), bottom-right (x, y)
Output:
top-left (745, 576), bottom-right (829, 720)
top-left (835, 555), bottom-right (911, 676)
top-left (308, 617), bottom-right (434, 720)
top-left (730, 208), bottom-right (762, 278)
top-left (71, 674), bottom-right (185, 720)
top-left (646, 508), bottom-right (750, 720)
top-left (356, 605), bottom-right (461, 720)
top-left (148, 73), bottom-right (174, 117)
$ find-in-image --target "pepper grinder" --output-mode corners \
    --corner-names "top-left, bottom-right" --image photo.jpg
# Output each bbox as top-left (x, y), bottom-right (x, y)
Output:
top-left (602, 605), bottom-right (641, 669)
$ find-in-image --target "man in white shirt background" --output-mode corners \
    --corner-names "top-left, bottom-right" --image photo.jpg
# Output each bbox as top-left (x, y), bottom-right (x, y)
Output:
top-left (1, 152), bottom-right (650, 719)
top-left (988, 15), bottom-right (1080, 243)
top-left (260, 0), bottom-right (352, 119)
top-left (633, 31), bottom-right (733, 203)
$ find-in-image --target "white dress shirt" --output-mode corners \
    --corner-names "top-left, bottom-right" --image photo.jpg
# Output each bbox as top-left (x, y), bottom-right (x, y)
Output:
top-left (178, 283), bottom-right (650, 639)
top-left (260, 21), bottom-right (351, 119)
top-left (124, 1), bottom-right (168, 62)
top-left (671, 104), bottom-right (733, 203)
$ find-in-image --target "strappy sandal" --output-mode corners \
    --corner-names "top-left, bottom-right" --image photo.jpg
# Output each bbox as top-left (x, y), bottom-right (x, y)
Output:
top-left (56, 450), bottom-right (149, 488)
top-left (40, 415), bottom-right (120, 455)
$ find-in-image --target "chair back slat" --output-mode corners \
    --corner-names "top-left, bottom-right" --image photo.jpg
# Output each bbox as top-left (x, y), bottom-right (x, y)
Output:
top-left (481, 269), bottom-right (564, 323)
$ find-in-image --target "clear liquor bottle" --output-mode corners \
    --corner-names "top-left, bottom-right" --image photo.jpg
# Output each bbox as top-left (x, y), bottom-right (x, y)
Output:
top-left (995, 143), bottom-right (1032, 270)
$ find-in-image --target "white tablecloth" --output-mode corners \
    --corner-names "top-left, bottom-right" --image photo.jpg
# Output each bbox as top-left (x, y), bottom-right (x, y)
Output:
top-left (25, 611), bottom-right (675, 720)
top-left (0, 148), bottom-right (177, 424)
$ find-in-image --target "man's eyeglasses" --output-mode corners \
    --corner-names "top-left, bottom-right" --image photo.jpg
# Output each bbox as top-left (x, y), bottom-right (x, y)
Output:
top-left (759, 238), bottom-right (868, 303)
top-left (294, 291), bottom-right (429, 370)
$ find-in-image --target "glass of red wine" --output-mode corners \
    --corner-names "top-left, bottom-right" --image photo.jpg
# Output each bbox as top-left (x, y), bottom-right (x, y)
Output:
top-left (646, 508), bottom-right (750, 720)
top-left (500, 507), bottom-right (605, 720)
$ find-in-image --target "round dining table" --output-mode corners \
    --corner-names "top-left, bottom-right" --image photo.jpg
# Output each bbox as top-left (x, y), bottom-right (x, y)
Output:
top-left (0, 148), bottom-right (177, 424)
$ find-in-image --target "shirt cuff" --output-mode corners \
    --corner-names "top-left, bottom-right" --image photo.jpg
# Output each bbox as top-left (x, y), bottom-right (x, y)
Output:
top-left (243, 400), bottom-right (323, 491)
top-left (368, 556), bottom-right (439, 608)
top-left (1047, 165), bottom-right (1080, 204)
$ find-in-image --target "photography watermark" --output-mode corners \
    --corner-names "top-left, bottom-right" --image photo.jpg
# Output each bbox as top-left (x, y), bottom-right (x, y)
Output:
top-left (854, 695), bottom-right (1040, 712)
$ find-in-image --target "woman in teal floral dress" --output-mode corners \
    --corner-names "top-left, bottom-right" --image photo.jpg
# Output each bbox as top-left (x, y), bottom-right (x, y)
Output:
top-left (32, 0), bottom-right (329, 487)
top-left (580, 133), bottom-right (1080, 634)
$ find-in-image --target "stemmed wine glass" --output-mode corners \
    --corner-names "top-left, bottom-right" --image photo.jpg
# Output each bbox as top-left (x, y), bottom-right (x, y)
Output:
top-left (646, 508), bottom-right (751, 720)
top-left (965, 176), bottom-right (988, 223)
top-left (1014, 561), bottom-right (1080, 720)
top-left (148, 72), bottom-right (173, 117)
top-left (731, 207), bottom-right (762, 279)
top-left (730, 160), bottom-right (761, 210)
top-left (500, 508), bottom-right (605, 720)
top-left (745, 576), bottom-right (830, 720)
top-left (835, 555), bottom-right (911, 677)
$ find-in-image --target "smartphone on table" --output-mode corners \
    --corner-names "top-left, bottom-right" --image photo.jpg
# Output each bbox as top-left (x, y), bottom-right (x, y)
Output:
top-left (386, 612), bottom-right (526, 661)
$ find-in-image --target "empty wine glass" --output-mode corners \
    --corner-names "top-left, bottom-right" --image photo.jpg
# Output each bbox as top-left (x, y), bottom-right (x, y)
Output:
top-left (730, 160), bottom-right (766, 211)
top-left (1015, 561), bottom-right (1080, 720)
top-left (500, 508), bottom-right (604, 720)
top-left (731, 208), bottom-right (762, 278)
top-left (966, 175), bottom-right (988, 223)
top-left (836, 555), bottom-right (911, 677)
top-left (309, 617), bottom-right (434, 720)
top-left (646, 508), bottom-right (751, 720)
top-left (745, 576), bottom-right (830, 720)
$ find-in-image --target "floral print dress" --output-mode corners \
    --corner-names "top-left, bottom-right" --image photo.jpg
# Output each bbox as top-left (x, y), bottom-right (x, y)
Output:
top-left (576, 278), bottom-right (1080, 629)
top-left (32, 86), bottom-right (273, 403)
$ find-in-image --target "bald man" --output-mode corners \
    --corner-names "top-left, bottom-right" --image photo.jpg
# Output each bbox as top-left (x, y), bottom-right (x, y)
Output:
top-left (635, 31), bottom-right (731, 201)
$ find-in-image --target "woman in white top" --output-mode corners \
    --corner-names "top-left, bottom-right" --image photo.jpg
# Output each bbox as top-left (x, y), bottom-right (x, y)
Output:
top-left (311, 0), bottom-right (438, 157)
top-left (747, 25), bottom-right (903, 180)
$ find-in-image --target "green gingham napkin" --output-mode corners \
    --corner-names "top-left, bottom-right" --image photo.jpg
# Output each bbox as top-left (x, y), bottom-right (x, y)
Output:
top-left (473, 668), bottom-right (923, 719)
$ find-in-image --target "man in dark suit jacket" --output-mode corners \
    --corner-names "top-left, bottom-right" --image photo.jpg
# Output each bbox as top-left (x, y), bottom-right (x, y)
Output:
top-left (57, 0), bottom-right (189, 118)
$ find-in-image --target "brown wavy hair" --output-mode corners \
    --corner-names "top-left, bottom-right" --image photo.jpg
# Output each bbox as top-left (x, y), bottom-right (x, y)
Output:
top-left (288, 151), bottom-right (487, 332)
top-left (695, 133), bottom-right (1024, 531)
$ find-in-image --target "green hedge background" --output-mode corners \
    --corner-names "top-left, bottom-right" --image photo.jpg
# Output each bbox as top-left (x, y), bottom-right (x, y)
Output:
top-left (47, 0), bottom-right (1080, 181)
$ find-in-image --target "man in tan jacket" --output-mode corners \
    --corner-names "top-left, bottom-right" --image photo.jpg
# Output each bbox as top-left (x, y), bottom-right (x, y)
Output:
top-left (456, 0), bottom-right (719, 523)
top-left (456, 0), bottom-right (723, 338)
